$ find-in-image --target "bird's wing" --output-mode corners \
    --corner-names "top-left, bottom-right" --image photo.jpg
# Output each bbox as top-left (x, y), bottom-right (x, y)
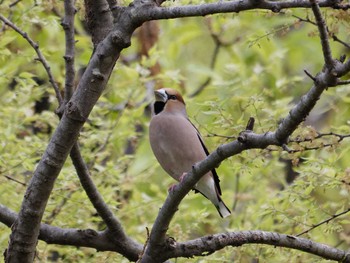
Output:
top-left (188, 118), bottom-right (222, 195)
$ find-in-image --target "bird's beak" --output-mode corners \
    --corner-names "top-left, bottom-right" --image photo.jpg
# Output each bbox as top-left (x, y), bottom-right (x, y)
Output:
top-left (154, 89), bottom-right (168, 103)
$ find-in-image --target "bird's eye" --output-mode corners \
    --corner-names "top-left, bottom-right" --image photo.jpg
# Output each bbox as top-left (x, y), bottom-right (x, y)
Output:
top-left (168, 95), bottom-right (177, 100)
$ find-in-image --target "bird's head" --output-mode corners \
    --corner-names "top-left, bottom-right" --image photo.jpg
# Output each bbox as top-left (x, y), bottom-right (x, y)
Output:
top-left (153, 88), bottom-right (186, 116)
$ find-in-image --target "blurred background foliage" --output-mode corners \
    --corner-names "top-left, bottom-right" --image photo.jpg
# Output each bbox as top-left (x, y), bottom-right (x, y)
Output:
top-left (0, 0), bottom-right (350, 262)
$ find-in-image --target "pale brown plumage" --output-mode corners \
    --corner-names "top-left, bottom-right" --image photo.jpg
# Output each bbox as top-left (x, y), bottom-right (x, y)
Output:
top-left (149, 88), bottom-right (231, 218)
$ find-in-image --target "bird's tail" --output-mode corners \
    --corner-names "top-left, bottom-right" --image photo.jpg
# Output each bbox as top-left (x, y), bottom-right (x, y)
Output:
top-left (216, 198), bottom-right (231, 218)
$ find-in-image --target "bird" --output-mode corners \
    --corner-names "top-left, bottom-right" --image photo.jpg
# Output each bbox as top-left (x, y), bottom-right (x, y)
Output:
top-left (149, 88), bottom-right (231, 218)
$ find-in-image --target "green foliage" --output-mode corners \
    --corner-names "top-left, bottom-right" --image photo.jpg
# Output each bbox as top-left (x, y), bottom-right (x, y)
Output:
top-left (0, 1), bottom-right (350, 262)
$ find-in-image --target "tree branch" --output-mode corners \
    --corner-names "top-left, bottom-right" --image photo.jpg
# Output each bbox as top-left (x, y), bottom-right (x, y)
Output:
top-left (69, 144), bottom-right (142, 258)
top-left (310, 0), bottom-right (334, 70)
top-left (0, 204), bottom-right (141, 261)
top-left (6, 200), bottom-right (347, 262)
top-left (84, 0), bottom-right (114, 47)
top-left (62, 0), bottom-right (77, 107)
top-left (135, 0), bottom-right (340, 22)
top-left (171, 231), bottom-right (350, 262)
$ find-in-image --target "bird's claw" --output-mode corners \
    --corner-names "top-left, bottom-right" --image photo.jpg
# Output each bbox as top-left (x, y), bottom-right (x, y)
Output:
top-left (179, 172), bottom-right (187, 182)
top-left (168, 173), bottom-right (188, 193)
top-left (168, 184), bottom-right (177, 192)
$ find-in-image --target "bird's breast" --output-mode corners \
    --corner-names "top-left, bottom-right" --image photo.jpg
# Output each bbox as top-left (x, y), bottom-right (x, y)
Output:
top-left (149, 113), bottom-right (207, 181)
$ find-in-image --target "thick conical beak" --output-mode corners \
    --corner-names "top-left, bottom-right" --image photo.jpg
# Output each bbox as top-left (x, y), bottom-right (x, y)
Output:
top-left (154, 89), bottom-right (168, 103)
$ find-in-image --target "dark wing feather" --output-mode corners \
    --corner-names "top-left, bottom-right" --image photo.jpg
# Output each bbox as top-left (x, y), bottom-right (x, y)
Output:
top-left (188, 119), bottom-right (222, 195)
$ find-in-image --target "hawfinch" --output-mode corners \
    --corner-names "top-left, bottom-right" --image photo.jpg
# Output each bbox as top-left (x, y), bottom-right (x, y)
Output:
top-left (149, 88), bottom-right (231, 218)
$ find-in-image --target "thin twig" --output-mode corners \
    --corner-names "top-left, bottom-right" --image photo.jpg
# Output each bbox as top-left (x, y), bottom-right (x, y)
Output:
top-left (293, 14), bottom-right (350, 51)
top-left (137, 227), bottom-right (150, 263)
top-left (292, 14), bottom-right (317, 26)
top-left (274, 132), bottom-right (350, 153)
top-left (290, 132), bottom-right (350, 143)
top-left (0, 14), bottom-right (63, 105)
top-left (248, 23), bottom-right (293, 48)
top-left (207, 133), bottom-right (237, 139)
top-left (296, 208), bottom-right (350, 237)
top-left (332, 35), bottom-right (350, 50)
top-left (337, 80), bottom-right (350, 85)
top-left (9, 0), bottom-right (22, 8)
top-left (304, 69), bottom-right (316, 81)
top-left (62, 0), bottom-right (76, 107)
top-left (4, 175), bottom-right (27, 187)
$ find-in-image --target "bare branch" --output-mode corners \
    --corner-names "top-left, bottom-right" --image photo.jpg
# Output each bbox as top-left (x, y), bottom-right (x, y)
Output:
top-left (62, 0), bottom-right (77, 107)
top-left (304, 69), bottom-right (316, 81)
top-left (0, 14), bottom-right (63, 105)
top-left (3, 175), bottom-right (26, 187)
top-left (293, 14), bottom-right (317, 25)
top-left (84, 0), bottom-right (113, 47)
top-left (310, 0), bottom-right (334, 70)
top-left (206, 133), bottom-right (237, 140)
top-left (332, 35), bottom-right (350, 49)
top-left (0, 204), bottom-right (142, 261)
top-left (337, 79), bottom-right (350, 85)
top-left (136, 0), bottom-right (339, 22)
top-left (173, 231), bottom-right (350, 262)
top-left (69, 145), bottom-right (129, 238)
top-left (9, 0), bottom-right (22, 8)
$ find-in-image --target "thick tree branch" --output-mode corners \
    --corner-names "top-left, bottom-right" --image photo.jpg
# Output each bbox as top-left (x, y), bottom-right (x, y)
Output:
top-left (84, 0), bottom-right (114, 47)
top-left (0, 204), bottom-right (141, 260)
top-left (0, 14), bottom-right (63, 105)
top-left (135, 0), bottom-right (340, 21)
top-left (5, 203), bottom-right (347, 263)
top-left (172, 231), bottom-right (350, 262)
top-left (69, 144), bottom-right (142, 259)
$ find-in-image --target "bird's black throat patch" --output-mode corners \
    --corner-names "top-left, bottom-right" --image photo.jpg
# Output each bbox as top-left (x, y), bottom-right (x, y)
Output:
top-left (154, 101), bottom-right (165, 115)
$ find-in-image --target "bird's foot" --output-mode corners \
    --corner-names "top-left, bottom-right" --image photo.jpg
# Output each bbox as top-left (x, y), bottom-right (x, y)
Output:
top-left (168, 184), bottom-right (177, 192)
top-left (168, 173), bottom-right (188, 193)
top-left (179, 172), bottom-right (187, 182)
